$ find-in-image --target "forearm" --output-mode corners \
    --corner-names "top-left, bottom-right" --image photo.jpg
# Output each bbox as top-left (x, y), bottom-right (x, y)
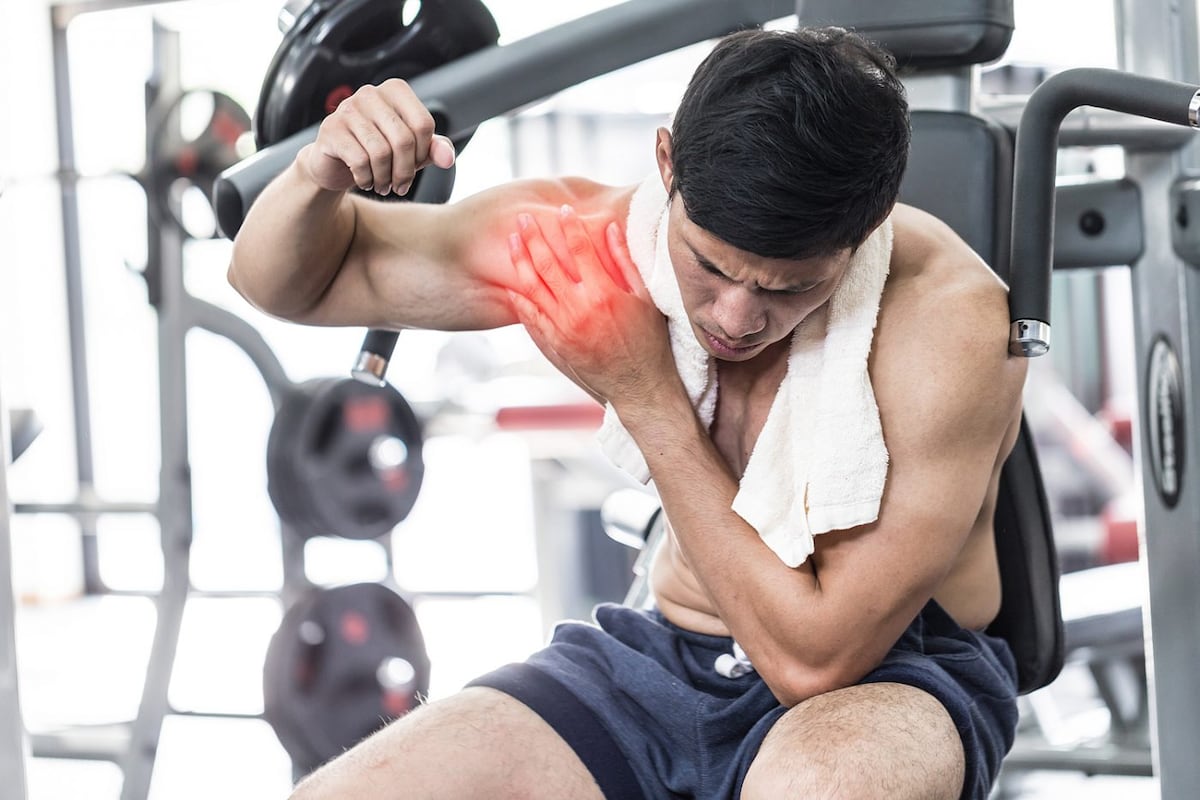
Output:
top-left (228, 146), bottom-right (356, 319)
top-left (616, 392), bottom-right (840, 705)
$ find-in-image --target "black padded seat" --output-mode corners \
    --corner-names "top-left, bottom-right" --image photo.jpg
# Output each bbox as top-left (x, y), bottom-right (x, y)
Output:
top-left (986, 421), bottom-right (1065, 693)
top-left (899, 111), bottom-right (1064, 694)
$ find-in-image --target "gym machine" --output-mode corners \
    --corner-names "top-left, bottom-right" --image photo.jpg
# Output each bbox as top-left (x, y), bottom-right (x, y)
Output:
top-left (216, 1), bottom-right (1200, 796)
top-left (32, 1), bottom-right (443, 794)
top-left (12, 1), bottom-right (798, 796)
top-left (10, 0), bottom-right (1200, 795)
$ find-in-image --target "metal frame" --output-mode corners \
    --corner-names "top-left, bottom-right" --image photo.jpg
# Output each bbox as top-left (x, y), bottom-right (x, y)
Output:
top-left (40, 5), bottom-right (308, 798)
top-left (1115, 0), bottom-right (1200, 794)
top-left (21, 0), bottom-right (1200, 796)
top-left (49, 0), bottom-right (105, 596)
top-left (0, 351), bottom-right (29, 800)
top-left (31, 1), bottom-right (799, 794)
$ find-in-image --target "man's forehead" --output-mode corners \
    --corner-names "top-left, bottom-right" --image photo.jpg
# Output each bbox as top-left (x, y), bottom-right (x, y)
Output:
top-left (673, 205), bottom-right (852, 284)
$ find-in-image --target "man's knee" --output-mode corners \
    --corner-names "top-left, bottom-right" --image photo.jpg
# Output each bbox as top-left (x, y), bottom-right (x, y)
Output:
top-left (741, 683), bottom-right (965, 800)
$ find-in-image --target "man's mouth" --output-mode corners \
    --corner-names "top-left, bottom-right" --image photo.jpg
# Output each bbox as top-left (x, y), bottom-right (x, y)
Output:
top-left (703, 331), bottom-right (758, 357)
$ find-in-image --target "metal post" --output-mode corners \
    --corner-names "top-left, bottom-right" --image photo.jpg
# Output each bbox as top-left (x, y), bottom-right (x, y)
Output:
top-left (0, 359), bottom-right (29, 800)
top-left (118, 21), bottom-right (191, 800)
top-left (1114, 0), bottom-right (1200, 795)
top-left (43, 4), bottom-right (308, 789)
top-left (49, 1), bottom-right (105, 595)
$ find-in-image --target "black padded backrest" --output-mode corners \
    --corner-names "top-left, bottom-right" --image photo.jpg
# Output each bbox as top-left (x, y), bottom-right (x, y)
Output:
top-left (986, 420), bottom-right (1065, 694)
top-left (900, 111), bottom-right (1063, 694)
top-left (797, 0), bottom-right (1014, 70)
top-left (899, 111), bottom-right (1014, 282)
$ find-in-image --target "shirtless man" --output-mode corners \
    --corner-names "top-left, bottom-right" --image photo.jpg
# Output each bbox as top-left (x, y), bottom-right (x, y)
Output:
top-left (230, 27), bottom-right (1026, 800)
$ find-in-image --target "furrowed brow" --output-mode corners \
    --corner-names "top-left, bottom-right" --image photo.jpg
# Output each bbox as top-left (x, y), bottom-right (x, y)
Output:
top-left (690, 243), bottom-right (819, 294)
top-left (688, 244), bottom-right (728, 278)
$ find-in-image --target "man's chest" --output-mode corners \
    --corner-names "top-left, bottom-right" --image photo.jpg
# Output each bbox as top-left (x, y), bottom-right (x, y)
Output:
top-left (709, 364), bottom-right (788, 478)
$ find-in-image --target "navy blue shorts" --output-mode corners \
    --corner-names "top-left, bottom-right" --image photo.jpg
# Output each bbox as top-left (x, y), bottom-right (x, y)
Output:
top-left (468, 600), bottom-right (1018, 800)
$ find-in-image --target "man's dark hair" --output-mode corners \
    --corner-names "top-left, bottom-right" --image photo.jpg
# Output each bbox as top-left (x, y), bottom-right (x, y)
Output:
top-left (669, 27), bottom-right (910, 260)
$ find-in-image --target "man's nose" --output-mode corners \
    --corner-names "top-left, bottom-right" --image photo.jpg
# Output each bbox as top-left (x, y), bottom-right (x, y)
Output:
top-left (711, 286), bottom-right (767, 340)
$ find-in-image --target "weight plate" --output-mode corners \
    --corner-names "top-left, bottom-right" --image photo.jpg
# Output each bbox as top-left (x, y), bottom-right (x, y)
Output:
top-left (267, 378), bottom-right (425, 540)
top-left (263, 582), bottom-right (431, 774)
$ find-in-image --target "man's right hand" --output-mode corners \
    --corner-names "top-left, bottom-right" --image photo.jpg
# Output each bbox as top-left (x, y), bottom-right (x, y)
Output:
top-left (299, 78), bottom-right (457, 197)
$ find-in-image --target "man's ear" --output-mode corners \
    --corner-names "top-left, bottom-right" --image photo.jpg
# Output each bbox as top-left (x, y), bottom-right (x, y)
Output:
top-left (655, 128), bottom-right (674, 194)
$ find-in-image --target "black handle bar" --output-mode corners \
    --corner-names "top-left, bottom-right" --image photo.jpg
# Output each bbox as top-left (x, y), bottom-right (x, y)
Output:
top-left (214, 0), bottom-right (793, 238)
top-left (1009, 67), bottom-right (1200, 356)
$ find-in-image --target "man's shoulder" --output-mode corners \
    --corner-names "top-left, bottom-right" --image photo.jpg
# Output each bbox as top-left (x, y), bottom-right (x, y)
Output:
top-left (883, 203), bottom-right (1011, 333)
top-left (462, 175), bottom-right (636, 216)
top-left (873, 204), bottom-right (1025, 439)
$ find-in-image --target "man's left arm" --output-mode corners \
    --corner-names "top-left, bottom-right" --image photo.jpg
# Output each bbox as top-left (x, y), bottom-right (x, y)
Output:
top-left (622, 282), bottom-right (1024, 706)
top-left (506, 210), bottom-right (1025, 707)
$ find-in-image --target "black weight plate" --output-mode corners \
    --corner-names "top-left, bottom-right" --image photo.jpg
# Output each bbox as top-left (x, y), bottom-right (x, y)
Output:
top-left (267, 380), bottom-right (326, 540)
top-left (267, 378), bottom-right (425, 540)
top-left (261, 587), bottom-right (324, 771)
top-left (263, 583), bottom-right (431, 774)
top-left (146, 89), bottom-right (252, 237)
top-left (254, 0), bottom-right (500, 149)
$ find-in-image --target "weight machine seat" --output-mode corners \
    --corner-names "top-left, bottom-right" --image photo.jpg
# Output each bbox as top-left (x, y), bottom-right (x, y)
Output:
top-left (899, 110), bottom-right (1014, 282)
top-left (898, 108), bottom-right (1063, 695)
top-left (986, 420), bottom-right (1065, 693)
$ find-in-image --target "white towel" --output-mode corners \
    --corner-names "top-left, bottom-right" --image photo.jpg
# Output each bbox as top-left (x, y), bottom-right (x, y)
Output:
top-left (596, 173), bottom-right (892, 567)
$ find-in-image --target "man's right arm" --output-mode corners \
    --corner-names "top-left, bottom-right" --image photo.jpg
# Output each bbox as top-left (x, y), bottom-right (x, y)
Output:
top-left (227, 149), bottom-right (359, 321)
top-left (227, 79), bottom-right (521, 332)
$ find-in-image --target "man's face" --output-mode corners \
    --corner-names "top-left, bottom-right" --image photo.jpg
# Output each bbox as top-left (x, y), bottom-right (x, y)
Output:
top-left (664, 198), bottom-right (853, 362)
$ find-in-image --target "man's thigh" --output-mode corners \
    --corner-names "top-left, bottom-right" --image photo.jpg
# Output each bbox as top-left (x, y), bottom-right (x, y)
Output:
top-left (289, 687), bottom-right (606, 800)
top-left (741, 682), bottom-right (965, 800)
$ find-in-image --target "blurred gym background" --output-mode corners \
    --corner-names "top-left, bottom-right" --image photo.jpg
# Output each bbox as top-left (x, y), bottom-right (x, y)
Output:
top-left (0, 0), bottom-right (1155, 797)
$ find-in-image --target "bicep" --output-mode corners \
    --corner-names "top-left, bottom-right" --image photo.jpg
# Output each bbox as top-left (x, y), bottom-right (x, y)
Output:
top-left (291, 191), bottom-right (523, 331)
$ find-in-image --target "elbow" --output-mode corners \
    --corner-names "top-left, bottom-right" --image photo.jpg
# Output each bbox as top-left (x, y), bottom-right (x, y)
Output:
top-left (766, 669), bottom-right (842, 709)
top-left (226, 258), bottom-right (246, 299)
top-left (226, 254), bottom-right (310, 320)
top-left (225, 256), bottom-right (265, 313)
top-left (760, 653), bottom-right (862, 709)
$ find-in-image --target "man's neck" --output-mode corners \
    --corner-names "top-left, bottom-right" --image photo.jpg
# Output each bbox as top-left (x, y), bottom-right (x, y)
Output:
top-left (718, 337), bottom-right (792, 393)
